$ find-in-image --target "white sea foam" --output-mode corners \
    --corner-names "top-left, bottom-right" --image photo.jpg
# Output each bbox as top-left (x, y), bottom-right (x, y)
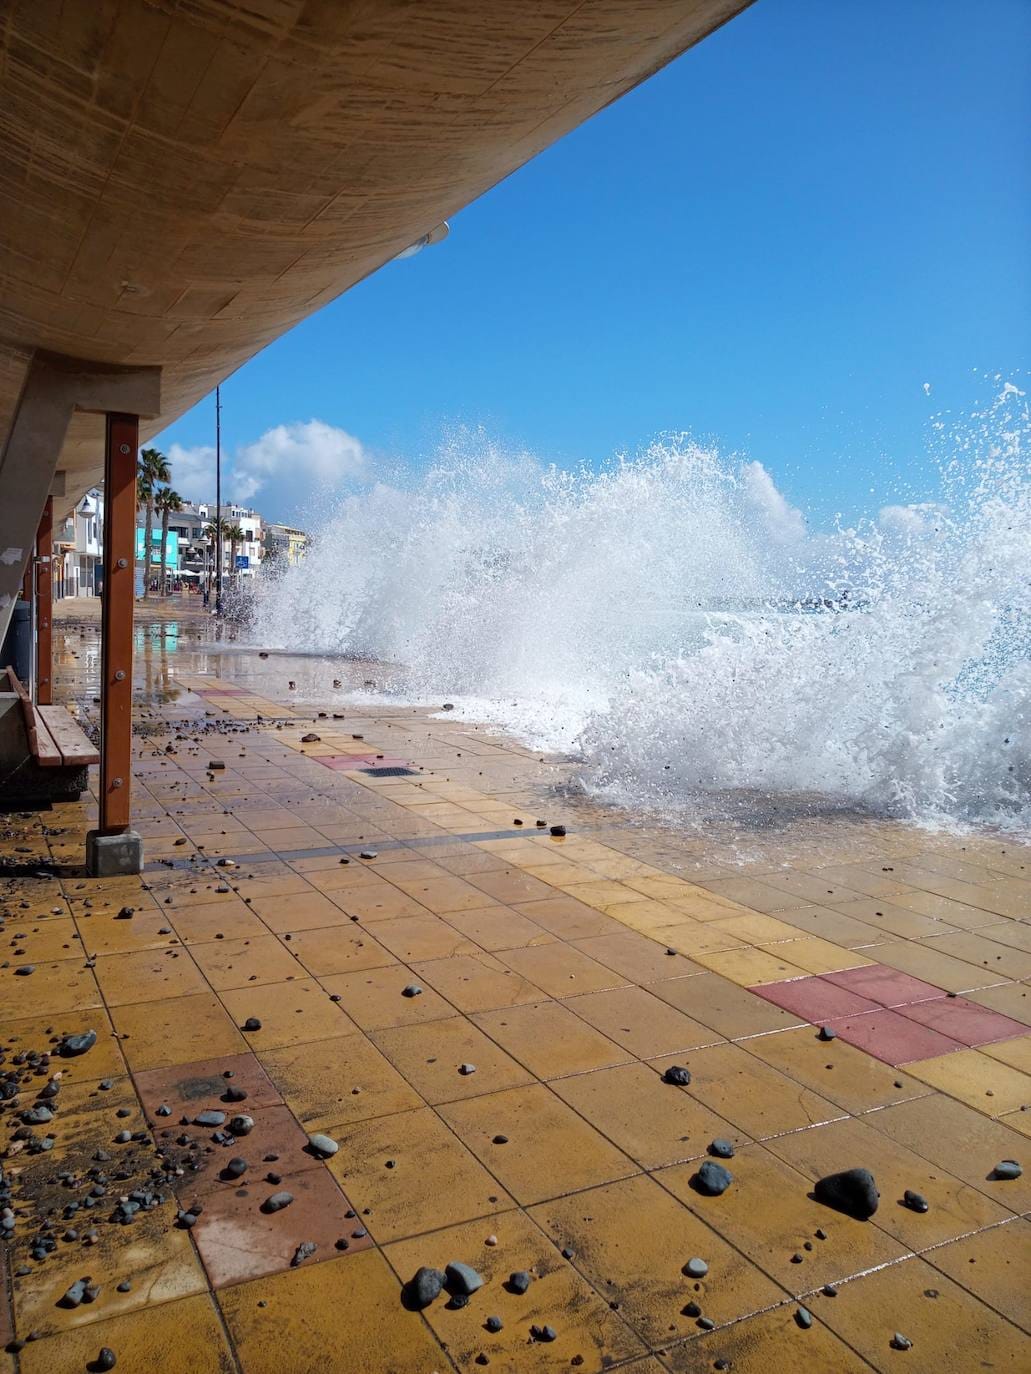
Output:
top-left (252, 384), bottom-right (1030, 831)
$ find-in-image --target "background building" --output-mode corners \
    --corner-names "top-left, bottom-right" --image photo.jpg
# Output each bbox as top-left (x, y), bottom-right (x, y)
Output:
top-left (54, 489), bottom-right (104, 598)
top-left (263, 523), bottom-right (308, 571)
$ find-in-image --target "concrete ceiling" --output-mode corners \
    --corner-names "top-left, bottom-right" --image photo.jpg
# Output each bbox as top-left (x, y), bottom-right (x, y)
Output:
top-left (0, 0), bottom-right (750, 513)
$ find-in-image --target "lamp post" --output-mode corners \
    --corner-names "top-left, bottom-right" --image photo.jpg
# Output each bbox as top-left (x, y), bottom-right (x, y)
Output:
top-left (215, 384), bottom-right (222, 617)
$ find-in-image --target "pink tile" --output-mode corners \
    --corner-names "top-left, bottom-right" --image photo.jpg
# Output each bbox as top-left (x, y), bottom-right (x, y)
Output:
top-left (751, 975), bottom-right (879, 1022)
top-left (896, 998), bottom-right (1031, 1047)
top-left (824, 963), bottom-right (945, 1008)
top-left (828, 1008), bottom-right (964, 1065)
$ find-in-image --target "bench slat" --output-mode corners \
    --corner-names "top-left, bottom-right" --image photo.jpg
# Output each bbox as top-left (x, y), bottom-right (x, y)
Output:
top-left (38, 706), bottom-right (99, 766)
top-left (27, 704), bottom-right (63, 766)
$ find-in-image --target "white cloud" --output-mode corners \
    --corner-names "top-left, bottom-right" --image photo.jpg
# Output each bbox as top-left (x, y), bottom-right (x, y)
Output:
top-left (233, 420), bottom-right (367, 502)
top-left (739, 460), bottom-right (806, 544)
top-left (165, 421), bottom-right (368, 510)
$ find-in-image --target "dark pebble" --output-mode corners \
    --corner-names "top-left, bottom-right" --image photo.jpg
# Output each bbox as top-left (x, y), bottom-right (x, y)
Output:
top-left (95, 1349), bottom-right (117, 1371)
top-left (817, 1025), bottom-right (837, 1041)
top-left (814, 1167), bottom-right (879, 1219)
top-left (796, 1307), bottom-right (813, 1329)
top-left (261, 1191), bottom-right (294, 1213)
top-left (508, 1270), bottom-right (532, 1295)
top-left (903, 1189), bottom-right (929, 1213)
top-left (485, 1316), bottom-right (503, 1333)
top-left (708, 1138), bottom-right (735, 1159)
top-left (446, 1261), bottom-right (484, 1296)
top-left (891, 1333), bottom-right (913, 1351)
top-left (662, 1065), bottom-right (691, 1086)
top-left (992, 1159), bottom-right (1022, 1180)
top-left (402, 984), bottom-right (423, 998)
top-left (532, 1325), bottom-right (557, 1342)
top-left (694, 1160), bottom-right (732, 1196)
top-left (242, 1018), bottom-right (262, 1032)
top-left (291, 1241), bottom-right (317, 1267)
top-left (406, 1266), bottom-right (446, 1308)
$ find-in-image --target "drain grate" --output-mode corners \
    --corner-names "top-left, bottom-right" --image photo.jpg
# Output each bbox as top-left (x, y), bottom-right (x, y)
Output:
top-left (359, 766), bottom-right (418, 777)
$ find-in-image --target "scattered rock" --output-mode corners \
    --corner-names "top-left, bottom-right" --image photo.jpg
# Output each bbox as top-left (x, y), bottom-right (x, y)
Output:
top-left (693, 1161), bottom-right (732, 1196)
top-left (662, 1065), bottom-right (692, 1086)
top-left (307, 1133), bottom-right (339, 1158)
top-left (402, 984), bottom-right (423, 998)
top-left (301, 733), bottom-right (321, 743)
top-left (441, 704), bottom-right (455, 711)
top-left (531, 1325), bottom-right (557, 1343)
top-left (508, 1270), bottom-right (532, 1295)
top-left (228, 1115), bottom-right (254, 1136)
top-left (359, 850), bottom-right (378, 860)
top-left (207, 761), bottom-right (225, 770)
top-left (262, 1191), bottom-right (294, 1214)
top-left (549, 825), bottom-right (566, 837)
top-left (814, 1167), bottom-right (879, 1219)
top-left (796, 1307), bottom-right (813, 1330)
top-left (708, 1138), bottom-right (735, 1159)
top-left (116, 907), bottom-right (135, 920)
top-left (992, 1159), bottom-right (1022, 1180)
top-left (224, 1158), bottom-right (248, 1180)
top-left (291, 1242), bottom-right (317, 1267)
top-left (458, 1063), bottom-right (477, 1076)
top-left (59, 1031), bottom-right (97, 1057)
top-left (406, 1267), bottom-right (446, 1309)
top-left (14, 965), bottom-right (35, 976)
top-left (891, 1333), bottom-right (913, 1351)
top-left (242, 1018), bottom-right (262, 1032)
top-left (903, 1189), bottom-right (929, 1213)
top-left (485, 1316), bottom-right (503, 1333)
top-left (194, 1110), bottom-right (226, 1128)
top-left (492, 1134), bottom-right (509, 1145)
top-left (817, 1025), bottom-right (837, 1041)
top-left (95, 1349), bottom-right (118, 1371)
top-left (446, 1261), bottom-right (485, 1296)
top-left (683, 1258), bottom-right (709, 1279)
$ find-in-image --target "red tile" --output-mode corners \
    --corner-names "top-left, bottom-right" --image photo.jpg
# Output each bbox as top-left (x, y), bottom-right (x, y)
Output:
top-left (171, 1104), bottom-right (320, 1199)
top-left (751, 975), bottom-right (878, 1022)
top-left (828, 1008), bottom-right (965, 1065)
top-left (189, 1165), bottom-right (369, 1287)
top-left (134, 1051), bottom-right (283, 1120)
top-left (896, 998), bottom-right (1031, 1047)
top-left (824, 963), bottom-right (944, 1007)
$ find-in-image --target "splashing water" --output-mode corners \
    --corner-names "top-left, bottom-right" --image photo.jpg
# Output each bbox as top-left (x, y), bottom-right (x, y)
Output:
top-left (252, 385), bottom-right (1030, 831)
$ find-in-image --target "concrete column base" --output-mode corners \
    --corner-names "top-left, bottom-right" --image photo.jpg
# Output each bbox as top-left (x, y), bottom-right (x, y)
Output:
top-left (85, 828), bottom-right (144, 876)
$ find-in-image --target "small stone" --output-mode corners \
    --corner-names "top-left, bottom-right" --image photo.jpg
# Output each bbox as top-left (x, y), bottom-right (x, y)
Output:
top-left (709, 1138), bottom-right (735, 1159)
top-left (59, 1030), bottom-right (97, 1057)
top-left (697, 1317), bottom-right (716, 1330)
top-left (891, 1333), bottom-right (913, 1351)
top-left (485, 1316), bottom-right (503, 1333)
top-left (492, 1134), bottom-right (509, 1145)
top-left (224, 1158), bottom-right (248, 1179)
top-left (458, 1063), bottom-right (477, 1076)
top-left (194, 1110), bottom-right (226, 1128)
top-left (817, 1025), bottom-right (837, 1041)
top-left (207, 761), bottom-right (225, 770)
top-left (301, 733), bottom-right (321, 743)
top-left (446, 1261), bottom-right (484, 1296)
top-left (242, 1018), bottom-right (262, 1032)
top-left (307, 1133), bottom-right (339, 1158)
top-left (531, 1325), bottom-right (557, 1342)
top-left (992, 1159), bottom-right (1022, 1180)
top-left (116, 1281), bottom-right (131, 1293)
top-left (796, 1307), bottom-right (813, 1329)
top-left (508, 1271), bottom-right (532, 1294)
top-left (684, 1258), bottom-right (709, 1279)
top-left (694, 1161), bottom-right (732, 1196)
top-left (549, 825), bottom-right (566, 837)
top-left (663, 1065), bottom-right (692, 1086)
top-left (903, 1189), bottom-right (929, 1213)
top-left (156, 1104), bottom-right (171, 1117)
top-left (59, 1279), bottom-right (87, 1308)
top-left (485, 1235), bottom-right (498, 1247)
top-left (823, 1284), bottom-right (838, 1297)
top-left (95, 1349), bottom-right (117, 1371)
top-left (405, 1266), bottom-right (445, 1309)
top-left (814, 1167), bottom-right (879, 1219)
top-left (228, 1115), bottom-right (254, 1136)
top-left (359, 850), bottom-right (378, 860)
top-left (402, 984), bottom-right (423, 998)
top-left (223, 1086), bottom-right (247, 1103)
top-left (262, 1191), bottom-right (294, 1213)
top-left (14, 965), bottom-right (35, 976)
top-left (291, 1242), bottom-right (317, 1266)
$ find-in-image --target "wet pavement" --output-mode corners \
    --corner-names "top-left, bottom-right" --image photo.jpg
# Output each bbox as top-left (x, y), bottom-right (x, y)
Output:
top-left (1, 602), bottom-right (1028, 1372)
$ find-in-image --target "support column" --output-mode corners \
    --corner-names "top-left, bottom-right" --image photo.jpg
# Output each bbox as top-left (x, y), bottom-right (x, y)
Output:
top-left (34, 497), bottom-right (53, 705)
top-left (86, 413), bottom-right (143, 876)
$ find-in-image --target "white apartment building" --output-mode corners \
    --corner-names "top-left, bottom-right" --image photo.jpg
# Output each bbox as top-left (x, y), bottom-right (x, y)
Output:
top-left (196, 502), bottom-right (263, 579)
top-left (54, 488), bottom-right (104, 598)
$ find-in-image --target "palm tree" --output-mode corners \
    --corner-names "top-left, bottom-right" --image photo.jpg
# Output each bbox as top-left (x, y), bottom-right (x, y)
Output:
top-left (204, 520), bottom-right (227, 591)
top-left (224, 524), bottom-right (245, 579)
top-left (137, 447), bottom-right (170, 596)
top-left (154, 487), bottom-right (183, 595)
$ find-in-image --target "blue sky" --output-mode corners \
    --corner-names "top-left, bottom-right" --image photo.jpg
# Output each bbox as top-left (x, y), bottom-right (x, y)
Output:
top-left (156, 0), bottom-right (1030, 529)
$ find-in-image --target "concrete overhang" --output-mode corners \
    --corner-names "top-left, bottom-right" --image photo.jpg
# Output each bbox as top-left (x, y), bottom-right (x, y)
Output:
top-left (1, 0), bottom-right (751, 515)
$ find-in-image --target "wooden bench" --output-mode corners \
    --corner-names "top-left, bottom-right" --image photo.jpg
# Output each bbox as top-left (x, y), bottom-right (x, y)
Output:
top-left (1, 667), bottom-right (97, 802)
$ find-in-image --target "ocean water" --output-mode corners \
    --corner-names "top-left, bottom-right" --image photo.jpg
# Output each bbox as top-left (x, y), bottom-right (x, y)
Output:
top-left (252, 384), bottom-right (1030, 833)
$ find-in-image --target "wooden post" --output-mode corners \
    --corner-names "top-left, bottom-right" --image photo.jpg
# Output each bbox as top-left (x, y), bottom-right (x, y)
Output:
top-left (34, 496), bottom-right (53, 704)
top-left (99, 413), bottom-right (138, 834)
